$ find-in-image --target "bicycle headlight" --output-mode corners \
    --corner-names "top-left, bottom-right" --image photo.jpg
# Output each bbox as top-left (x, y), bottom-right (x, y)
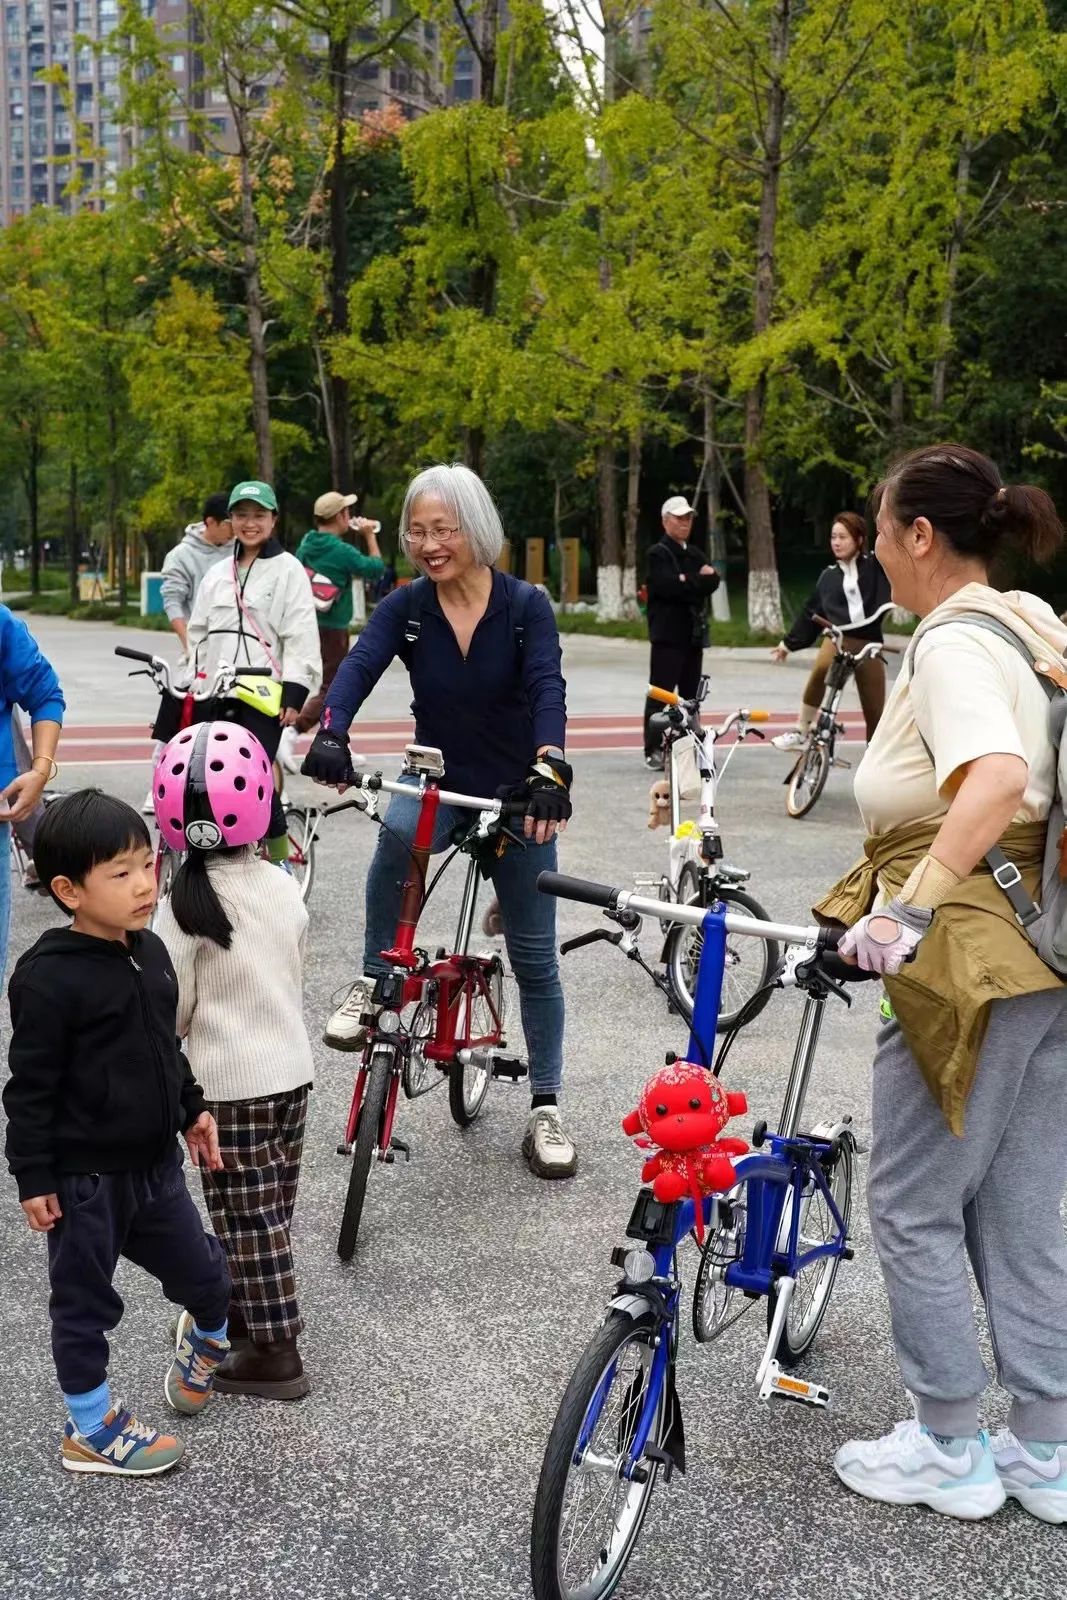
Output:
top-left (376, 1009), bottom-right (401, 1035)
top-left (622, 1249), bottom-right (656, 1283)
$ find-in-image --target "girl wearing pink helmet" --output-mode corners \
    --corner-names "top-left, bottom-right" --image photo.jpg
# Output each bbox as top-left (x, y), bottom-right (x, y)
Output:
top-left (153, 723), bottom-right (315, 1401)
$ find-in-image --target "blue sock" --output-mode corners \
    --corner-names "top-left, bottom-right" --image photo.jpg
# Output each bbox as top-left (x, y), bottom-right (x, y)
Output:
top-left (192, 1320), bottom-right (228, 1343)
top-left (64, 1381), bottom-right (112, 1438)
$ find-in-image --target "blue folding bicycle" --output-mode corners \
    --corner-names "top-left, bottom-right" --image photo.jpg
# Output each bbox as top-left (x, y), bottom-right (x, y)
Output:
top-left (529, 870), bottom-right (876, 1600)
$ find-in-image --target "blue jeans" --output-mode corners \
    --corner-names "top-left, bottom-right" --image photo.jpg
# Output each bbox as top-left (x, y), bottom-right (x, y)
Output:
top-left (362, 785), bottom-right (565, 1096)
top-left (0, 821), bottom-right (11, 984)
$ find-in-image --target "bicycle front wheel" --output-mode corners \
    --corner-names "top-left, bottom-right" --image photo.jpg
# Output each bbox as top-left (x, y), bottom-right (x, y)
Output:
top-left (283, 807), bottom-right (316, 902)
top-left (337, 1044), bottom-right (394, 1262)
top-left (769, 1138), bottom-right (853, 1365)
top-left (531, 1312), bottom-right (667, 1600)
top-left (448, 963), bottom-right (504, 1127)
top-left (785, 739), bottom-right (830, 818)
top-left (664, 871), bottom-right (778, 1031)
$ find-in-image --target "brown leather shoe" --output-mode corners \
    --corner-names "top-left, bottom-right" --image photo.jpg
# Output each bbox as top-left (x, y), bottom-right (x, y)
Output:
top-left (212, 1338), bottom-right (310, 1401)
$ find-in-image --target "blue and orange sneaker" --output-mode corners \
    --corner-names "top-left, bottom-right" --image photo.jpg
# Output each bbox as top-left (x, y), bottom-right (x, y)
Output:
top-left (61, 1404), bottom-right (184, 1476)
top-left (164, 1310), bottom-right (230, 1416)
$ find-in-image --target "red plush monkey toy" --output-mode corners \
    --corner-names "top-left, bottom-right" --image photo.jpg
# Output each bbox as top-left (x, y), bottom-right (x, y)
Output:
top-left (622, 1060), bottom-right (748, 1243)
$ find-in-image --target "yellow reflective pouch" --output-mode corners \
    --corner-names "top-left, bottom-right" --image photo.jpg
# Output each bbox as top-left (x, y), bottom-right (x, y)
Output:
top-left (230, 673), bottom-right (283, 719)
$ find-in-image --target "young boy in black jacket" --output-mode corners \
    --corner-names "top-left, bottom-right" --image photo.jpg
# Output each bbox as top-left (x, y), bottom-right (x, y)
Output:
top-left (3, 790), bottom-right (232, 1476)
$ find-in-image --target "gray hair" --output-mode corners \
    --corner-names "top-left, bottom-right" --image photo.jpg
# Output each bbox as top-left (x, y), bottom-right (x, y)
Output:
top-left (400, 463), bottom-right (505, 567)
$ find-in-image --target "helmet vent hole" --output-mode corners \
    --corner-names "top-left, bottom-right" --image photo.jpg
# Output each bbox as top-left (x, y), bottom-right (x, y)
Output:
top-left (233, 776), bottom-right (246, 791)
top-left (170, 818), bottom-right (181, 831)
top-left (172, 761), bottom-right (184, 775)
top-left (209, 760), bottom-right (224, 772)
top-left (223, 814), bottom-right (237, 827)
top-left (257, 786), bottom-right (265, 800)
top-left (239, 746), bottom-right (252, 759)
top-left (213, 730), bottom-right (229, 740)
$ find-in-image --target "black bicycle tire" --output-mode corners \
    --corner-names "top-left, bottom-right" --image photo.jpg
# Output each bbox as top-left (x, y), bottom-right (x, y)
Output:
top-left (785, 739), bottom-right (831, 818)
top-left (768, 1140), bottom-right (853, 1366)
top-left (530, 1311), bottom-right (664, 1600)
top-left (336, 1045), bottom-right (393, 1262)
top-left (664, 871), bottom-right (779, 1031)
top-left (447, 966), bottom-right (501, 1127)
top-left (283, 806), bottom-right (316, 903)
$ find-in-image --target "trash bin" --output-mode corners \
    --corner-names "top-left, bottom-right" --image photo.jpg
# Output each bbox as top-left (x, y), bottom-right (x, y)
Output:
top-left (140, 572), bottom-right (165, 616)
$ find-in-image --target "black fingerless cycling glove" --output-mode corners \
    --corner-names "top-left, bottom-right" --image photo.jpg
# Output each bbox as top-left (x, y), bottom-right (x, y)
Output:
top-left (301, 729), bottom-right (355, 785)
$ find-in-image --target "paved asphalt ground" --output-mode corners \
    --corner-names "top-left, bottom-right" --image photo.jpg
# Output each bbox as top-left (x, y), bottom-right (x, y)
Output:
top-left (1, 619), bottom-right (1064, 1600)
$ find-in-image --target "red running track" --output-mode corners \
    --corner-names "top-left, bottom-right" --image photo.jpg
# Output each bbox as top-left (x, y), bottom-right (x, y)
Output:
top-left (54, 710), bottom-right (870, 766)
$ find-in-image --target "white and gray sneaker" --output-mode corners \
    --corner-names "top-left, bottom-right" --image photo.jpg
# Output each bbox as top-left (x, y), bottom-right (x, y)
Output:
top-left (141, 788), bottom-right (157, 817)
top-left (522, 1107), bottom-right (577, 1179)
top-left (834, 1419), bottom-right (1005, 1519)
top-left (771, 729), bottom-right (808, 751)
top-left (991, 1429), bottom-right (1067, 1523)
top-left (323, 976), bottom-right (380, 1051)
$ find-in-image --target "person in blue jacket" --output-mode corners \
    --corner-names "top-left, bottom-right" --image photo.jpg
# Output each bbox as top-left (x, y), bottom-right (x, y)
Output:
top-left (0, 608), bottom-right (65, 975)
top-left (301, 463), bottom-right (576, 1179)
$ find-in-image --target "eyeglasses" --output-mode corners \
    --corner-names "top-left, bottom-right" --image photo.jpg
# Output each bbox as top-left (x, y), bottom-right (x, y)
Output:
top-left (402, 526), bottom-right (462, 550)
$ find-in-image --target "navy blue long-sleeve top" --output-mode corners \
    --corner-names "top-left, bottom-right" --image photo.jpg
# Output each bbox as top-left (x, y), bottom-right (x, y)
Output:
top-left (323, 571), bottom-right (567, 797)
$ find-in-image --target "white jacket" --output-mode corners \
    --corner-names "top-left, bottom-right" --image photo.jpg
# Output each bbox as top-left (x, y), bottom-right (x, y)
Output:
top-left (187, 541), bottom-right (322, 704)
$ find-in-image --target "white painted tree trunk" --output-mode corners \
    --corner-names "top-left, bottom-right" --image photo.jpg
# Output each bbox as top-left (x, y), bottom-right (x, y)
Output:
top-left (891, 605), bottom-right (912, 627)
top-left (748, 567), bottom-right (783, 635)
top-left (620, 563), bottom-right (639, 619)
top-left (597, 564), bottom-right (624, 621)
top-left (351, 579), bottom-right (367, 624)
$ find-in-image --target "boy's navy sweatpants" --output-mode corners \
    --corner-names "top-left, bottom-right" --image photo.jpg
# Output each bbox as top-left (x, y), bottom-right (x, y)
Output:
top-left (46, 1143), bottom-right (230, 1395)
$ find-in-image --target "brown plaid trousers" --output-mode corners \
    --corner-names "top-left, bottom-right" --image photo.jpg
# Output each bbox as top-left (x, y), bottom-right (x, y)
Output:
top-left (199, 1086), bottom-right (309, 1343)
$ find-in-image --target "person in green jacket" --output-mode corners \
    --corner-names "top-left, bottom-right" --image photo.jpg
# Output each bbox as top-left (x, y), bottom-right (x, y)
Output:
top-left (288, 492), bottom-right (386, 749)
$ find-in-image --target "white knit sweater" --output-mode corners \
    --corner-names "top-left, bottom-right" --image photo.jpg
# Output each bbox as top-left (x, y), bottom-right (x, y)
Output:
top-left (155, 850), bottom-right (315, 1103)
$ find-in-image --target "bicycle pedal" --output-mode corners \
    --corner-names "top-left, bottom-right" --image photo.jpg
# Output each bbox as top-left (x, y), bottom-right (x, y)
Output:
top-left (832, 758), bottom-right (852, 769)
top-left (335, 1142), bottom-right (352, 1156)
top-left (759, 1360), bottom-right (830, 1408)
top-left (389, 1137), bottom-right (412, 1162)
top-left (491, 1056), bottom-right (528, 1081)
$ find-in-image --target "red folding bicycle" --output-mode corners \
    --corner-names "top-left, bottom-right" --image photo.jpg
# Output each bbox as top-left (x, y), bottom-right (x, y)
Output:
top-left (335, 744), bottom-right (529, 1261)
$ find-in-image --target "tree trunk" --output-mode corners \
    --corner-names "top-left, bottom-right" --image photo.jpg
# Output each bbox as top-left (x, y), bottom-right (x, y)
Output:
top-left (326, 31), bottom-right (353, 490)
top-left (743, 0), bottom-right (789, 635)
top-left (68, 458), bottom-right (79, 607)
top-left (622, 428), bottom-right (641, 617)
top-left (27, 432), bottom-right (40, 597)
top-left (703, 388), bottom-right (730, 622)
top-left (596, 439), bottom-right (622, 621)
top-left (931, 138), bottom-right (972, 415)
top-left (553, 471), bottom-right (565, 609)
top-left (238, 121), bottom-right (274, 482)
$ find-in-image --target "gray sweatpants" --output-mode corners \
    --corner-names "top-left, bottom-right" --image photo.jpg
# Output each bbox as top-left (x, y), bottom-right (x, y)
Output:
top-left (868, 986), bottom-right (1067, 1441)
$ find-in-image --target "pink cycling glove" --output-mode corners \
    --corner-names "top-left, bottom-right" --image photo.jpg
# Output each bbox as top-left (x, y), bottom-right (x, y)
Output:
top-left (838, 898), bottom-right (933, 976)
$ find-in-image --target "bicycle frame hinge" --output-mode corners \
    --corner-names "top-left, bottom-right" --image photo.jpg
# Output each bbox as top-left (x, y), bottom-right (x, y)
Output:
top-left (759, 1360), bottom-right (830, 1409)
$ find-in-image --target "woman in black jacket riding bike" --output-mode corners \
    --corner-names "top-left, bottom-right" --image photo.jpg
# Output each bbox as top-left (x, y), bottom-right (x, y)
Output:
top-left (770, 511), bottom-right (891, 750)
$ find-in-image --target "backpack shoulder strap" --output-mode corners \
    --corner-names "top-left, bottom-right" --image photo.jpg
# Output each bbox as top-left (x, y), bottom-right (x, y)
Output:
top-left (403, 576), bottom-right (430, 645)
top-left (504, 572), bottom-right (532, 653)
top-left (907, 611), bottom-right (1060, 702)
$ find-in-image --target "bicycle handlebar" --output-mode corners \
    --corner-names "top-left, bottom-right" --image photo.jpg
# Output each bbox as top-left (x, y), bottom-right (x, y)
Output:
top-left (813, 600), bottom-right (896, 637)
top-left (345, 771), bottom-right (509, 816)
top-left (114, 645), bottom-right (157, 666)
top-left (537, 870), bottom-right (836, 947)
top-left (114, 647), bottom-right (275, 703)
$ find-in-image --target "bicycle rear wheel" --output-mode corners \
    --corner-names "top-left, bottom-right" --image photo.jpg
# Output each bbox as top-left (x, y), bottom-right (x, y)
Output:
top-left (785, 739), bottom-right (830, 818)
top-left (278, 807), bottom-right (315, 901)
top-left (531, 1311), bottom-right (667, 1600)
top-left (664, 871), bottom-right (778, 1031)
top-left (337, 1044), bottom-right (394, 1262)
top-left (769, 1139), bottom-right (853, 1365)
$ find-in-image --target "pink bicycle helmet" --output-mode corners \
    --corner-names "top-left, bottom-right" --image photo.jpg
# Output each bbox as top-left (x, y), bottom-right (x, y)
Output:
top-left (153, 722), bottom-right (273, 853)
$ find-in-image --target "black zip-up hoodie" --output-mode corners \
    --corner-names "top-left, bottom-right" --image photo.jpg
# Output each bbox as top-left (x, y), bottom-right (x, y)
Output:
top-left (3, 927), bottom-right (207, 1202)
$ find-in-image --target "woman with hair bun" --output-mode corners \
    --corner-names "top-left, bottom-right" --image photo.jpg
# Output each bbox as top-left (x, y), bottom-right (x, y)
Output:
top-left (818, 444), bottom-right (1067, 1521)
top-left (771, 510), bottom-right (891, 748)
top-left (301, 463), bottom-right (576, 1180)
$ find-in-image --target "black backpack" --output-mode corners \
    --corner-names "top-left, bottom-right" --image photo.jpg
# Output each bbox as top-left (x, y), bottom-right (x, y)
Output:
top-left (401, 574), bottom-right (532, 659)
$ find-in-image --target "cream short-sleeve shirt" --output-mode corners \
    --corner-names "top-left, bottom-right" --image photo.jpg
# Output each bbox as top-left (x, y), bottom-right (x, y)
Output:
top-left (853, 622), bottom-right (1055, 837)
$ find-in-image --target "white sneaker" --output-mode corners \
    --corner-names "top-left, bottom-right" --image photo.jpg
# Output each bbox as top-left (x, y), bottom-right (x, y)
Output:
top-left (991, 1429), bottom-right (1067, 1523)
top-left (771, 729), bottom-right (808, 751)
top-left (277, 725), bottom-right (301, 775)
top-left (323, 976), bottom-right (380, 1051)
top-left (141, 788), bottom-right (156, 816)
top-left (834, 1419), bottom-right (1005, 1519)
top-left (522, 1107), bottom-right (577, 1179)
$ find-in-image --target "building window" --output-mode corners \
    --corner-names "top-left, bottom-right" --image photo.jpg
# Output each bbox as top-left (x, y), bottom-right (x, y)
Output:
top-left (11, 180), bottom-right (23, 199)
top-left (208, 115), bottom-right (227, 132)
top-left (74, 0), bottom-right (92, 23)
top-left (170, 52), bottom-right (184, 71)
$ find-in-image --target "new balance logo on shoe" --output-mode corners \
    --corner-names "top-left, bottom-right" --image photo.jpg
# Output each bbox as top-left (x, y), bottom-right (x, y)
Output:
top-left (101, 1433), bottom-right (139, 1464)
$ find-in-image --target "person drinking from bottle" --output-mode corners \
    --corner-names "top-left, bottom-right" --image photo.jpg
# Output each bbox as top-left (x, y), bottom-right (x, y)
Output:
top-left (301, 463), bottom-right (576, 1179)
top-left (770, 511), bottom-right (891, 748)
top-left (819, 444), bottom-right (1067, 1522)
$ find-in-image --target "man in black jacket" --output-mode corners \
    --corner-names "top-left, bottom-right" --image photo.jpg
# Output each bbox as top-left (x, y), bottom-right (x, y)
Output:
top-left (643, 496), bottom-right (720, 767)
top-left (3, 789), bottom-right (232, 1476)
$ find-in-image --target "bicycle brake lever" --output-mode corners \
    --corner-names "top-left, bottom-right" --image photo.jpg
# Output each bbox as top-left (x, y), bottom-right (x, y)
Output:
top-left (496, 823), bottom-right (528, 851)
top-left (559, 928), bottom-right (622, 956)
top-left (745, 728), bottom-right (766, 741)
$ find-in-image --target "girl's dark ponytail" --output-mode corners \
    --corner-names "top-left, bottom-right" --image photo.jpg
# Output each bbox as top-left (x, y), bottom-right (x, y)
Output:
top-left (978, 484), bottom-right (1064, 569)
top-left (170, 849), bottom-right (235, 949)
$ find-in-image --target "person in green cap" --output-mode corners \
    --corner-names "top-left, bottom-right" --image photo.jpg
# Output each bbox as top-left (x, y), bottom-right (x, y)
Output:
top-left (289, 491), bottom-right (385, 753)
top-left (186, 481), bottom-right (321, 861)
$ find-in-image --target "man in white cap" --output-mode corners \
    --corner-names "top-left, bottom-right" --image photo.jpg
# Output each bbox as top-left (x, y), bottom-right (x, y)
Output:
top-left (643, 495), bottom-right (720, 768)
top-left (286, 492), bottom-right (385, 754)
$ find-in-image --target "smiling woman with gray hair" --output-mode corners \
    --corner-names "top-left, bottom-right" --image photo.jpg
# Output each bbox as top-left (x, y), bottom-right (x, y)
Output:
top-left (302, 463), bottom-right (577, 1179)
